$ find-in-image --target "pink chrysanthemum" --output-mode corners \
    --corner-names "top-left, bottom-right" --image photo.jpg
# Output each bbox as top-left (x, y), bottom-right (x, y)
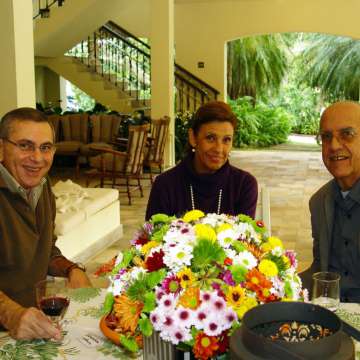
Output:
top-left (162, 274), bottom-right (181, 295)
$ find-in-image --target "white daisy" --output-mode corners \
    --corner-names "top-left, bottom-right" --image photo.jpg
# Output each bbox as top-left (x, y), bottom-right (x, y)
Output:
top-left (163, 243), bottom-right (193, 271)
top-left (217, 228), bottom-right (237, 248)
top-left (233, 250), bottom-right (258, 269)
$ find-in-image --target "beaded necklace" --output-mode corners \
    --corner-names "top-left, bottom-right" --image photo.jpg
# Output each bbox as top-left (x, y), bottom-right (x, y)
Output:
top-left (190, 184), bottom-right (223, 215)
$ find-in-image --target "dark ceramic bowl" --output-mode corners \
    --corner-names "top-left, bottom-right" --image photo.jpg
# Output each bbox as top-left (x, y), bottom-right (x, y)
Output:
top-left (230, 301), bottom-right (354, 360)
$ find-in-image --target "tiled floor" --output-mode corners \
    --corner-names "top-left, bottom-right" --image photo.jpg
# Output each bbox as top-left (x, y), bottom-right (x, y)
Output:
top-left (52, 145), bottom-right (331, 278)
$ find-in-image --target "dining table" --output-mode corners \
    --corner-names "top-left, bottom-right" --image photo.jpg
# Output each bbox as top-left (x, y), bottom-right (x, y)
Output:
top-left (1, 288), bottom-right (360, 359)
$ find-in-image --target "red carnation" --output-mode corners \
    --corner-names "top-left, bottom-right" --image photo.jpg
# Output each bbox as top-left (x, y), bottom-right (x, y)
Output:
top-left (145, 249), bottom-right (165, 272)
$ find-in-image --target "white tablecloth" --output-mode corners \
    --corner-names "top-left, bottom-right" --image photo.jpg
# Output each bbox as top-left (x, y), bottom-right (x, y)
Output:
top-left (0, 288), bottom-right (141, 360)
top-left (1, 291), bottom-right (360, 359)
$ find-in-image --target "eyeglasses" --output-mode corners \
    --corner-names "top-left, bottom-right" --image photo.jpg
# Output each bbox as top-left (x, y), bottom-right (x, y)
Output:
top-left (316, 127), bottom-right (358, 145)
top-left (3, 138), bottom-right (56, 154)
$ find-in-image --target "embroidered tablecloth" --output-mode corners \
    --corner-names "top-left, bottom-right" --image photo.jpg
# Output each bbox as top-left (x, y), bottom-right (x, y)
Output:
top-left (0, 288), bottom-right (141, 360)
top-left (1, 293), bottom-right (360, 359)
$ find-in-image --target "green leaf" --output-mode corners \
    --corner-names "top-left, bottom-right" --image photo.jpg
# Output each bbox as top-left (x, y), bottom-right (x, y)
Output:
top-left (151, 213), bottom-right (171, 224)
top-left (120, 335), bottom-right (139, 353)
top-left (142, 292), bottom-right (156, 312)
top-left (146, 269), bottom-right (166, 289)
top-left (232, 241), bottom-right (247, 253)
top-left (229, 264), bottom-right (248, 283)
top-left (151, 224), bottom-right (170, 242)
top-left (127, 270), bottom-right (165, 302)
top-left (191, 239), bottom-right (226, 270)
top-left (102, 292), bottom-right (115, 314)
top-left (111, 249), bottom-right (135, 275)
top-left (138, 317), bottom-right (153, 337)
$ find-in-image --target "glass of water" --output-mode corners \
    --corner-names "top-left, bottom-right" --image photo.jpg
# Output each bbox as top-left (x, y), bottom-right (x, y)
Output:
top-left (312, 271), bottom-right (340, 312)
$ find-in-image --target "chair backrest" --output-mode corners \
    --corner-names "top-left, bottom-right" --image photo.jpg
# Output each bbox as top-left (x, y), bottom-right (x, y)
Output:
top-left (90, 114), bottom-right (121, 143)
top-left (47, 114), bottom-right (61, 142)
top-left (255, 185), bottom-right (271, 236)
top-left (147, 116), bottom-right (170, 163)
top-left (61, 114), bottom-right (89, 143)
top-left (124, 123), bottom-right (150, 174)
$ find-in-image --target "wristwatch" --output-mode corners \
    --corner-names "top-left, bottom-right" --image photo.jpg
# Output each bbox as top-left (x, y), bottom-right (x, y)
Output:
top-left (66, 262), bottom-right (86, 276)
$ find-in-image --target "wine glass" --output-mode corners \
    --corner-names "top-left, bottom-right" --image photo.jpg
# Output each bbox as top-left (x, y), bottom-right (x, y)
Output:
top-left (35, 278), bottom-right (70, 331)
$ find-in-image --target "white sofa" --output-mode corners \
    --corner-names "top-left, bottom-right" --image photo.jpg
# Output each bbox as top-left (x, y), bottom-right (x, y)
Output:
top-left (53, 180), bottom-right (123, 263)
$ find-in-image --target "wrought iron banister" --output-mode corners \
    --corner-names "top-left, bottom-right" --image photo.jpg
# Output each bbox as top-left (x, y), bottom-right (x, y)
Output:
top-left (33, 0), bottom-right (65, 20)
top-left (67, 21), bottom-right (219, 112)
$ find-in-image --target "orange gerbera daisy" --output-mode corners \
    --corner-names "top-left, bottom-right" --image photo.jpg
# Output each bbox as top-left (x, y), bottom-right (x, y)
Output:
top-left (245, 268), bottom-right (272, 293)
top-left (193, 331), bottom-right (219, 360)
top-left (178, 287), bottom-right (201, 309)
top-left (113, 295), bottom-right (144, 334)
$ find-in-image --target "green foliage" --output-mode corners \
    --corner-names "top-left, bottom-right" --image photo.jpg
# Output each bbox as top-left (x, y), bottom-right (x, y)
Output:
top-left (142, 292), bottom-right (156, 312)
top-left (126, 269), bottom-right (166, 302)
top-left (175, 111), bottom-right (192, 161)
top-left (102, 292), bottom-right (115, 315)
top-left (150, 213), bottom-right (172, 224)
top-left (192, 239), bottom-right (226, 270)
top-left (229, 264), bottom-right (248, 283)
top-left (229, 97), bottom-right (292, 147)
top-left (227, 34), bottom-right (289, 100)
top-left (138, 316), bottom-right (153, 337)
top-left (232, 241), bottom-right (247, 253)
top-left (301, 33), bottom-right (360, 101)
top-left (151, 224), bottom-right (170, 242)
top-left (111, 249), bottom-right (135, 275)
top-left (70, 83), bottom-right (95, 111)
top-left (119, 335), bottom-right (139, 353)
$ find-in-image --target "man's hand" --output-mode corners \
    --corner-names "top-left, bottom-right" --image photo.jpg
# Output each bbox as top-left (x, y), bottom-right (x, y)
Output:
top-left (68, 268), bottom-right (92, 288)
top-left (10, 307), bottom-right (61, 340)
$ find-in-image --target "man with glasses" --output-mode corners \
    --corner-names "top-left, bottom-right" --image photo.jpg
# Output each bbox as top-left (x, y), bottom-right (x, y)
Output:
top-left (0, 107), bottom-right (91, 340)
top-left (301, 101), bottom-right (360, 302)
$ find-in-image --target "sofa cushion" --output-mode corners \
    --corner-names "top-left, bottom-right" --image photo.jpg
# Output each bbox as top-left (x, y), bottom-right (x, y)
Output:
top-left (56, 141), bottom-right (82, 153)
top-left (53, 180), bottom-right (119, 236)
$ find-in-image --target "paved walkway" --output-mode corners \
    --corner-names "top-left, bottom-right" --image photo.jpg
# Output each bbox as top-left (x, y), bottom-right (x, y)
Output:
top-left (75, 139), bottom-right (330, 275)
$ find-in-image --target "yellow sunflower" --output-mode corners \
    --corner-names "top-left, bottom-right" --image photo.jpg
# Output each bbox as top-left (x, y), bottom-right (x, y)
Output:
top-left (177, 267), bottom-right (196, 288)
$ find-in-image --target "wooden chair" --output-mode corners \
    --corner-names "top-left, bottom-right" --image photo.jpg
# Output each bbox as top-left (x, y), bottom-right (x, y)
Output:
top-left (86, 123), bottom-right (150, 205)
top-left (143, 116), bottom-right (170, 183)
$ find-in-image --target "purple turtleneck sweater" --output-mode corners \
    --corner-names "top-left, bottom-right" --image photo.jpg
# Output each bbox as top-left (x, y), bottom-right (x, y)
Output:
top-left (145, 154), bottom-right (258, 220)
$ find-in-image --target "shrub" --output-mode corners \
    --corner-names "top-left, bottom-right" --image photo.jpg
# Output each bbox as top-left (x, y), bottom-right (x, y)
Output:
top-left (229, 97), bottom-right (292, 147)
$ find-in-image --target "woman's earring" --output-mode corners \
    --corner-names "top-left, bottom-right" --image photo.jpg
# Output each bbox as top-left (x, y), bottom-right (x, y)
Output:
top-left (192, 146), bottom-right (196, 153)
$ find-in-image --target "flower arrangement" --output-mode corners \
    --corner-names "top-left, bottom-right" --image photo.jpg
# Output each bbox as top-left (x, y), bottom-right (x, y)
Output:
top-left (100, 210), bottom-right (307, 360)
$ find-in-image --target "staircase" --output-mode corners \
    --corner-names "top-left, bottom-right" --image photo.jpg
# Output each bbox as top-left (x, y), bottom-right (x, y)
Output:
top-left (34, 2), bottom-right (219, 114)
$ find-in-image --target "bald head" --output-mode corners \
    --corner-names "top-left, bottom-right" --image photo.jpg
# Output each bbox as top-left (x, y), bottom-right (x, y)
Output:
top-left (321, 101), bottom-right (360, 128)
top-left (320, 101), bottom-right (360, 190)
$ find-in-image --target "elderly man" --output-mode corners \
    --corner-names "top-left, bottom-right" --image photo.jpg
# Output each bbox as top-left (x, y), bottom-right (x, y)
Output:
top-left (0, 107), bottom-right (91, 340)
top-left (301, 101), bottom-right (360, 302)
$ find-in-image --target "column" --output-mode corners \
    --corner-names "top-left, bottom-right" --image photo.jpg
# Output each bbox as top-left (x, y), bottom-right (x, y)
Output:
top-left (0, 0), bottom-right (36, 116)
top-left (150, 0), bottom-right (175, 167)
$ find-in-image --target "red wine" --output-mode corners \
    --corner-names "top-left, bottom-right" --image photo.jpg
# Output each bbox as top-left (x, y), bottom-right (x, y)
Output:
top-left (40, 296), bottom-right (69, 318)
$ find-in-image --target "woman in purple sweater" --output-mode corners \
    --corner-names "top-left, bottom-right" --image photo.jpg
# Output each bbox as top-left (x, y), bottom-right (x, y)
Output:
top-left (145, 101), bottom-right (258, 220)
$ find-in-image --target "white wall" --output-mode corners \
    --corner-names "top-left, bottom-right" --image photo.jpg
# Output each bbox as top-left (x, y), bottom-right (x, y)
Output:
top-left (111, 0), bottom-right (360, 99)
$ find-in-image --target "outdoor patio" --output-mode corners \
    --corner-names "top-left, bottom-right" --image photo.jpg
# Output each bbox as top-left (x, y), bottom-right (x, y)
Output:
top-left (51, 142), bottom-right (331, 277)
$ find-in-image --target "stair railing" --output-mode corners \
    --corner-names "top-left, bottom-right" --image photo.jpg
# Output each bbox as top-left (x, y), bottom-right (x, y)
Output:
top-left (33, 0), bottom-right (65, 20)
top-left (67, 21), bottom-right (219, 113)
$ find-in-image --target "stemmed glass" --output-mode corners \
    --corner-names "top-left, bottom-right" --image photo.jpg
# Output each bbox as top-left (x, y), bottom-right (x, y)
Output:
top-left (35, 278), bottom-right (70, 333)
